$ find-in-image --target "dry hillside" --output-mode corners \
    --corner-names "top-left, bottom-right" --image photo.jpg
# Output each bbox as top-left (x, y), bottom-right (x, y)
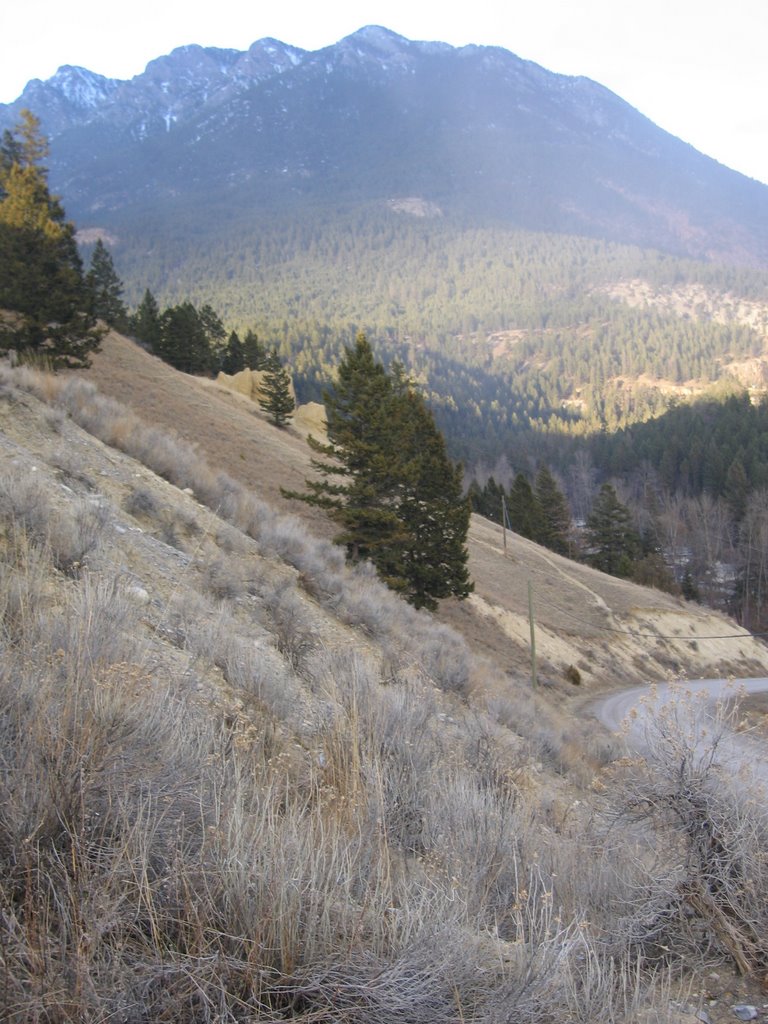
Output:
top-left (80, 330), bottom-right (768, 692)
top-left (3, 355), bottom-right (768, 1020)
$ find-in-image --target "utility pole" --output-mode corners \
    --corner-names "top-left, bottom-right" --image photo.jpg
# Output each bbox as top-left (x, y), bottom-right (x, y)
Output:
top-left (501, 494), bottom-right (507, 554)
top-left (528, 580), bottom-right (537, 688)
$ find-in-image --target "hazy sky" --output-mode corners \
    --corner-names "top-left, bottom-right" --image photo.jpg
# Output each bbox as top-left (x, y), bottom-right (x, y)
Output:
top-left (2, 0), bottom-right (766, 184)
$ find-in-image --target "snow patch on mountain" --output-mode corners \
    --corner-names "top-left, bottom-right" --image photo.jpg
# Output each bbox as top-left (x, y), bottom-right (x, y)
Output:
top-left (48, 66), bottom-right (119, 108)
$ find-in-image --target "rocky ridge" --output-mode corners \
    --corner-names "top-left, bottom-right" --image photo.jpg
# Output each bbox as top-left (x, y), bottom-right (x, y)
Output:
top-left (3, 27), bottom-right (768, 264)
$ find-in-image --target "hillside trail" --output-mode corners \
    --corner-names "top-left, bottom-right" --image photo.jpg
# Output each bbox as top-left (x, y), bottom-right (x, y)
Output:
top-left (530, 544), bottom-right (611, 614)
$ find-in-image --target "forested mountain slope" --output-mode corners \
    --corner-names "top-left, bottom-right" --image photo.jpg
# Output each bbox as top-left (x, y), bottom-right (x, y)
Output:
top-left (4, 26), bottom-right (767, 265)
top-left (6, 27), bottom-right (768, 467)
top-left (101, 214), bottom-right (768, 468)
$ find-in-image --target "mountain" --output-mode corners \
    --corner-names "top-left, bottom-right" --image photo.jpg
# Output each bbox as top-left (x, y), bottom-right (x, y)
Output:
top-left (3, 25), bottom-right (768, 266)
top-left (6, 27), bottom-right (768, 473)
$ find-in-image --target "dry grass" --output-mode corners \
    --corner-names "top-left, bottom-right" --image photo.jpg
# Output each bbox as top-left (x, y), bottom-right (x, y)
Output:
top-left (0, 363), bottom-right (765, 1020)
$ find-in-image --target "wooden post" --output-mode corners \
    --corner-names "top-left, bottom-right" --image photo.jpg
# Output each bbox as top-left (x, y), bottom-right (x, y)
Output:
top-left (501, 494), bottom-right (507, 554)
top-left (528, 580), bottom-right (537, 688)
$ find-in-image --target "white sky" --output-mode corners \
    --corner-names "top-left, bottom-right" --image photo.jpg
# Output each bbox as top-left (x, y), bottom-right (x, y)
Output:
top-left (2, 0), bottom-right (767, 185)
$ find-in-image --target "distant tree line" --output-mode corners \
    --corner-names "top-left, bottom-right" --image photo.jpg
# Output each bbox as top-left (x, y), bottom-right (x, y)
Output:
top-left (130, 288), bottom-right (264, 375)
top-left (468, 466), bottom-right (572, 557)
top-left (587, 390), bottom-right (768, 499)
top-left (578, 390), bottom-right (768, 629)
top-left (469, 466), bottom-right (675, 594)
top-left (128, 288), bottom-right (295, 425)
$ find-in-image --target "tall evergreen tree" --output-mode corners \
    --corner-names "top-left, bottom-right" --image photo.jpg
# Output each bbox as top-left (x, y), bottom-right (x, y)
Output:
top-left (221, 330), bottom-right (245, 374)
top-left (284, 333), bottom-right (472, 607)
top-left (258, 350), bottom-right (295, 427)
top-left (0, 110), bottom-right (102, 367)
top-left (534, 465), bottom-right (572, 555)
top-left (131, 289), bottom-right (162, 349)
top-left (199, 304), bottom-right (226, 367)
top-left (157, 302), bottom-right (211, 374)
top-left (584, 483), bottom-right (641, 578)
top-left (393, 384), bottom-right (472, 609)
top-left (0, 131), bottom-right (22, 191)
top-left (148, 301), bottom-right (229, 375)
top-left (469, 476), bottom-right (507, 523)
top-left (85, 238), bottom-right (127, 328)
top-left (507, 473), bottom-right (539, 540)
top-left (286, 333), bottom-right (407, 580)
top-left (243, 329), bottom-right (267, 370)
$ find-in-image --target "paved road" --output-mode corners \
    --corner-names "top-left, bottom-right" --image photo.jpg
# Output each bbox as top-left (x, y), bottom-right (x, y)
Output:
top-left (593, 677), bottom-right (768, 783)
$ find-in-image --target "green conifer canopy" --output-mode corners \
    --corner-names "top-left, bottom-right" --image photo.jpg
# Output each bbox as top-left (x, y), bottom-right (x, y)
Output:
top-left (258, 350), bottom-right (295, 427)
top-left (285, 333), bottom-right (472, 609)
top-left (85, 238), bottom-right (127, 328)
top-left (585, 483), bottom-right (641, 578)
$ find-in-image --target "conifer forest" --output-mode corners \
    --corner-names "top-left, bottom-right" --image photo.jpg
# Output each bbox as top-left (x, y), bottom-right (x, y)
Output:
top-left (6, 108), bottom-right (768, 629)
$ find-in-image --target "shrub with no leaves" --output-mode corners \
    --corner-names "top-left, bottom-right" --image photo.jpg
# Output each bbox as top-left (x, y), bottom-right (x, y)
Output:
top-left (0, 470), bottom-right (52, 544)
top-left (123, 484), bottom-right (162, 520)
top-left (0, 472), bottom-right (107, 575)
top-left (417, 621), bottom-right (472, 696)
top-left (200, 553), bottom-right (245, 601)
top-left (264, 579), bottom-right (317, 670)
top-left (49, 499), bottom-right (109, 575)
top-left (602, 691), bottom-right (768, 975)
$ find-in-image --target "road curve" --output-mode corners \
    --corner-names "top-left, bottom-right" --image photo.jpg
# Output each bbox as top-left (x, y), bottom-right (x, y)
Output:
top-left (593, 677), bottom-right (768, 782)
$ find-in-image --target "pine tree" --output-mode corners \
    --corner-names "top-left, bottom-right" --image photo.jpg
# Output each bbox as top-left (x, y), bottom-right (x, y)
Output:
top-left (469, 476), bottom-right (507, 523)
top-left (243, 329), bottom-right (267, 370)
top-left (584, 483), bottom-right (641, 578)
top-left (157, 302), bottom-right (211, 374)
top-left (258, 350), bottom-right (295, 427)
top-left (0, 110), bottom-right (102, 367)
top-left (284, 333), bottom-right (472, 607)
top-left (221, 330), bottom-right (245, 374)
top-left (0, 130), bottom-right (23, 191)
top-left (393, 385), bottom-right (472, 609)
top-left (508, 473), bottom-right (539, 540)
top-left (199, 304), bottom-right (226, 368)
top-left (85, 238), bottom-right (127, 328)
top-left (534, 465), bottom-right (572, 555)
top-left (285, 333), bottom-right (407, 578)
top-left (131, 289), bottom-right (162, 349)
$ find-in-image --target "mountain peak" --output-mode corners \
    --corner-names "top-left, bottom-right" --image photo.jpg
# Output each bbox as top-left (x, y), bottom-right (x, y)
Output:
top-left (337, 25), bottom-right (452, 59)
top-left (142, 44), bottom-right (240, 77)
top-left (326, 26), bottom-right (425, 74)
top-left (341, 26), bottom-right (410, 49)
top-left (40, 65), bottom-right (119, 108)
